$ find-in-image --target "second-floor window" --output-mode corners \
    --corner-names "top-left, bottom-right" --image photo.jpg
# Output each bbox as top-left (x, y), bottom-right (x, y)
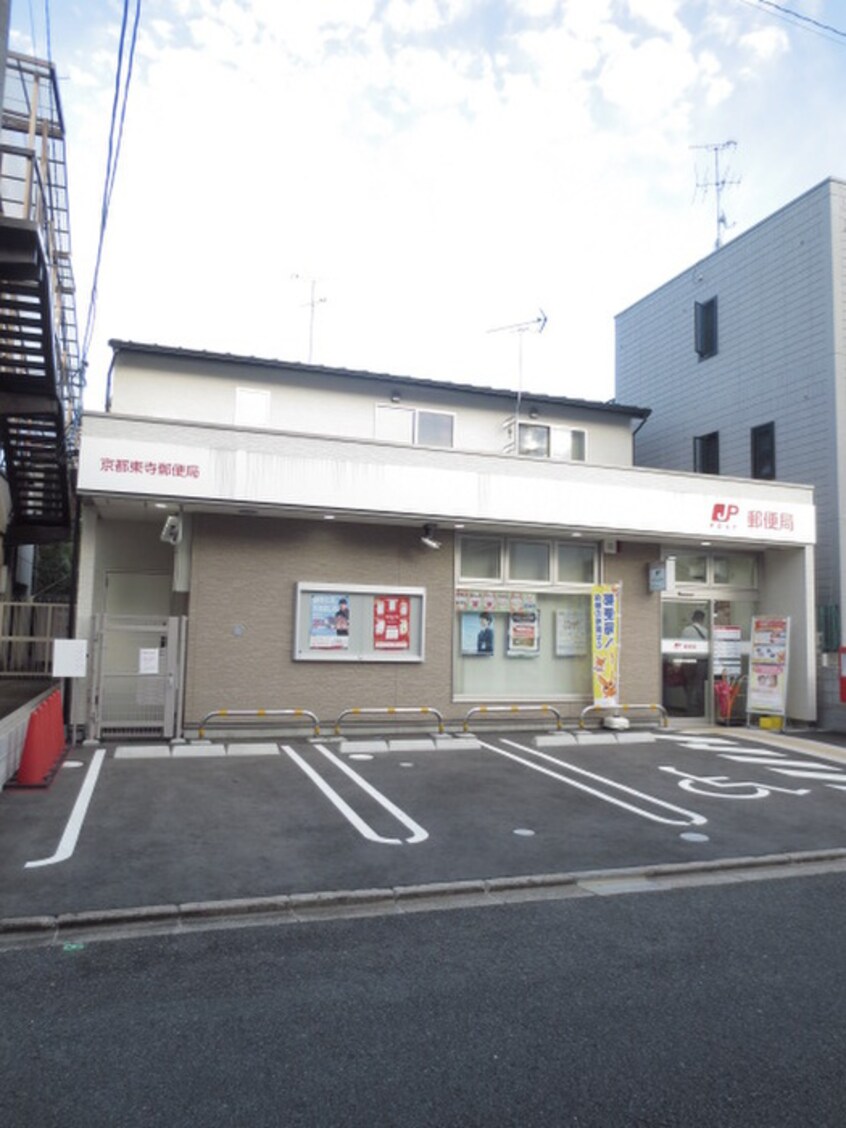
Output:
top-left (517, 422), bottom-right (586, 461)
top-left (694, 297), bottom-right (718, 359)
top-left (751, 422), bottom-right (775, 479)
top-left (375, 405), bottom-right (454, 448)
top-left (694, 431), bottom-right (719, 474)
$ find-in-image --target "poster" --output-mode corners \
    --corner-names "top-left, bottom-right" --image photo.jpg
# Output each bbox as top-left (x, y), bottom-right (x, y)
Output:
top-left (461, 611), bottom-right (495, 656)
top-left (309, 592), bottom-right (350, 649)
top-left (507, 610), bottom-right (539, 655)
top-left (591, 584), bottom-right (621, 705)
top-left (555, 606), bottom-right (588, 657)
top-left (747, 615), bottom-right (789, 716)
top-left (373, 595), bottom-right (410, 650)
top-left (712, 625), bottom-right (742, 679)
top-left (455, 590), bottom-right (537, 613)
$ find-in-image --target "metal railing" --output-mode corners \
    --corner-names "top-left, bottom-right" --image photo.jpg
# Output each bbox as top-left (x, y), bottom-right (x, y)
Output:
top-left (463, 703), bottom-right (564, 731)
top-left (0, 600), bottom-right (69, 674)
top-left (579, 702), bottom-right (669, 729)
top-left (334, 705), bottom-right (445, 736)
top-left (198, 707), bottom-right (321, 739)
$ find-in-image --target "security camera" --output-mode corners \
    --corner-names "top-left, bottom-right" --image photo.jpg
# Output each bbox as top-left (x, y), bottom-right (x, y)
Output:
top-left (160, 515), bottom-right (182, 545)
top-left (420, 524), bottom-right (441, 550)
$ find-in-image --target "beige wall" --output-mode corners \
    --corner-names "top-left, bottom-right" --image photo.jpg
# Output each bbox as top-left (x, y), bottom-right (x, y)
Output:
top-left (185, 515), bottom-right (457, 724)
top-left (184, 516), bottom-right (664, 727)
top-left (605, 543), bottom-right (663, 706)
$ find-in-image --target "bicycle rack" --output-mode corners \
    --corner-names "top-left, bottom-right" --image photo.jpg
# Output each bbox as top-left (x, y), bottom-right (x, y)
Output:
top-left (198, 707), bottom-right (321, 739)
top-left (578, 703), bottom-right (669, 729)
top-left (333, 706), bottom-right (446, 736)
top-left (462, 704), bottom-right (564, 731)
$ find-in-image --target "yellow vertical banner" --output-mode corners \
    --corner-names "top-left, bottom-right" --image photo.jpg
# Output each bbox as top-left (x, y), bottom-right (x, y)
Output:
top-left (591, 584), bottom-right (621, 706)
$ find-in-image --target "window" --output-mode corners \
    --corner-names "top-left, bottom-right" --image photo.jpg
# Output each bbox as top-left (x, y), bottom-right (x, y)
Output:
top-left (714, 555), bottom-right (757, 587)
top-left (375, 405), bottom-right (454, 448)
top-left (751, 422), bottom-right (775, 480)
top-left (416, 410), bottom-right (454, 448)
top-left (509, 541), bottom-right (550, 582)
top-left (517, 422), bottom-right (587, 461)
top-left (675, 554), bottom-right (708, 583)
top-left (694, 297), bottom-right (718, 359)
top-left (518, 423), bottom-right (549, 457)
top-left (459, 538), bottom-right (502, 581)
top-left (694, 431), bottom-right (719, 474)
top-left (556, 543), bottom-right (596, 582)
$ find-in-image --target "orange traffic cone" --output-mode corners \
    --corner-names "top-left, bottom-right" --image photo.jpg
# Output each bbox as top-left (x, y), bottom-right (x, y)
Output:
top-left (12, 693), bottom-right (66, 788)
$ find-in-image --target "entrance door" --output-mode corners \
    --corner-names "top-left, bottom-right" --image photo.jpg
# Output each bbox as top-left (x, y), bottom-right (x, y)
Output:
top-left (661, 601), bottom-right (711, 719)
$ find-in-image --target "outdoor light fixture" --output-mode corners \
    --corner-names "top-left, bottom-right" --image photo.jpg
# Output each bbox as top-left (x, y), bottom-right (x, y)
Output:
top-left (420, 524), bottom-right (441, 550)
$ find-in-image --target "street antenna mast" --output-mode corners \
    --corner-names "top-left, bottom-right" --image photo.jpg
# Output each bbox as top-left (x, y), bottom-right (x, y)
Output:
top-left (691, 140), bottom-right (740, 250)
top-left (486, 309), bottom-right (547, 421)
top-left (291, 274), bottom-right (327, 363)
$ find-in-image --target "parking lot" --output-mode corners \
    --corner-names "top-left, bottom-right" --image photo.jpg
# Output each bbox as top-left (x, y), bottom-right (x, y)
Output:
top-left (2, 726), bottom-right (846, 921)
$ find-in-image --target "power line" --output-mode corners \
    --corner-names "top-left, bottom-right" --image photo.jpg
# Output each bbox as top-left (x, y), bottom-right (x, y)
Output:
top-left (80, 0), bottom-right (142, 371)
top-left (748, 0), bottom-right (846, 41)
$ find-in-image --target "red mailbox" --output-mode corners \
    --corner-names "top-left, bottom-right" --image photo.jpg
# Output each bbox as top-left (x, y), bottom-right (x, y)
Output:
top-left (840, 647), bottom-right (846, 703)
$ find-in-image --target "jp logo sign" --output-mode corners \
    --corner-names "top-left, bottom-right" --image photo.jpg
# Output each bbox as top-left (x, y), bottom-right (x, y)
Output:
top-left (711, 502), bottom-right (739, 524)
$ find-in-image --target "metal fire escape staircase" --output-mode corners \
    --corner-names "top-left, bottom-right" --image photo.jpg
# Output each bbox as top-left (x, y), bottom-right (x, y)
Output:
top-left (0, 52), bottom-right (83, 545)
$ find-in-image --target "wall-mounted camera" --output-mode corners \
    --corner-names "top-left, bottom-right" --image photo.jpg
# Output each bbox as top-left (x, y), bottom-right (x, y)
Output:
top-left (160, 515), bottom-right (183, 545)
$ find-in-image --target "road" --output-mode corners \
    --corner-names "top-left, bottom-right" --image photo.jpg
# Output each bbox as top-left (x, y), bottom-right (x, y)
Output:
top-left (3, 871), bottom-right (845, 1127)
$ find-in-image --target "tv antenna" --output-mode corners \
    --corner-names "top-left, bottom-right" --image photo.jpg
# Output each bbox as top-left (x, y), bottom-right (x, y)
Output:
top-left (691, 141), bottom-right (740, 250)
top-left (291, 274), bottom-right (327, 363)
top-left (486, 308), bottom-right (547, 419)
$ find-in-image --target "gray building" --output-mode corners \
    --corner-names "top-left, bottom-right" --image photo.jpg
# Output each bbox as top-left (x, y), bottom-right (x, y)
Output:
top-left (615, 177), bottom-right (846, 728)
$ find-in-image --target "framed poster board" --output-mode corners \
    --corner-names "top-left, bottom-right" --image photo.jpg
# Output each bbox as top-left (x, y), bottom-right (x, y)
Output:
top-left (294, 582), bottom-right (425, 662)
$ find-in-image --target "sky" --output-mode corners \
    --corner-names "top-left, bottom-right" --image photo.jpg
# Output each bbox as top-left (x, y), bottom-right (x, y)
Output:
top-left (7, 0), bottom-right (846, 411)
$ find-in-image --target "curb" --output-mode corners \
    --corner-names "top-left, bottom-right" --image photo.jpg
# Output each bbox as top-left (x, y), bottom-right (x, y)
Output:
top-left (3, 847), bottom-right (846, 948)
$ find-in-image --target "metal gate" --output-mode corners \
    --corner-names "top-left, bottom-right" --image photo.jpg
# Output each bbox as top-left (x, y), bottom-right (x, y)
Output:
top-left (90, 614), bottom-right (187, 739)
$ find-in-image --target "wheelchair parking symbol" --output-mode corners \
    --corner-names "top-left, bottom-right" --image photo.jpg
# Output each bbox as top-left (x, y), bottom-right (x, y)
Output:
top-left (658, 766), bottom-right (810, 799)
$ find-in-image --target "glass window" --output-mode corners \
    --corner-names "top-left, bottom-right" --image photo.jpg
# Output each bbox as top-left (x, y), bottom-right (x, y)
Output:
top-left (694, 297), bottom-right (718, 359)
top-left (675, 554), bottom-right (708, 583)
top-left (550, 428), bottom-right (587, 461)
top-left (694, 431), bottom-right (719, 474)
top-left (416, 410), bottom-right (454, 448)
top-left (751, 422), bottom-right (775, 480)
top-left (375, 404), bottom-right (414, 442)
top-left (509, 541), bottom-right (550, 582)
top-left (713, 554), bottom-right (757, 587)
top-left (556, 543), bottom-right (596, 582)
top-left (459, 538), bottom-right (502, 581)
top-left (518, 423), bottom-right (550, 457)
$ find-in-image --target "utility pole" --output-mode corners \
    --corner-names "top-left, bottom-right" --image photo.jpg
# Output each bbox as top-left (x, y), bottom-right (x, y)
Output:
top-left (0, 0), bottom-right (10, 105)
top-left (692, 140), bottom-right (740, 250)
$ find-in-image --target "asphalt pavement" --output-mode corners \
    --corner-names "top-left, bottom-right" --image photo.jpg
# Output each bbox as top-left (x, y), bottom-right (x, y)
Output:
top-left (2, 723), bottom-right (846, 942)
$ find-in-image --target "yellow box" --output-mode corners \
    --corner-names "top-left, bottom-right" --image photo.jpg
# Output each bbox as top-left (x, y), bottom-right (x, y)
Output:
top-left (759, 716), bottom-right (783, 731)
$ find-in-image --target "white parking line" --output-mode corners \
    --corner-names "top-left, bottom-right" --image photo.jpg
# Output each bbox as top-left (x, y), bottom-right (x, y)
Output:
top-left (282, 745), bottom-right (428, 845)
top-left (478, 739), bottom-right (707, 827)
top-left (24, 749), bottom-right (107, 870)
top-left (314, 745), bottom-right (428, 844)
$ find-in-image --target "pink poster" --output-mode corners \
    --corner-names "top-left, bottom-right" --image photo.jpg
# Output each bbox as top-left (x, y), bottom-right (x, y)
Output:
top-left (373, 595), bottom-right (410, 650)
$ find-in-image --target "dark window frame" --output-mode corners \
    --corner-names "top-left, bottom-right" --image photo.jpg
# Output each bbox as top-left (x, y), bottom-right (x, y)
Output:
top-left (751, 422), bottom-right (776, 480)
top-left (693, 431), bottom-right (720, 474)
top-left (694, 297), bottom-right (718, 360)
